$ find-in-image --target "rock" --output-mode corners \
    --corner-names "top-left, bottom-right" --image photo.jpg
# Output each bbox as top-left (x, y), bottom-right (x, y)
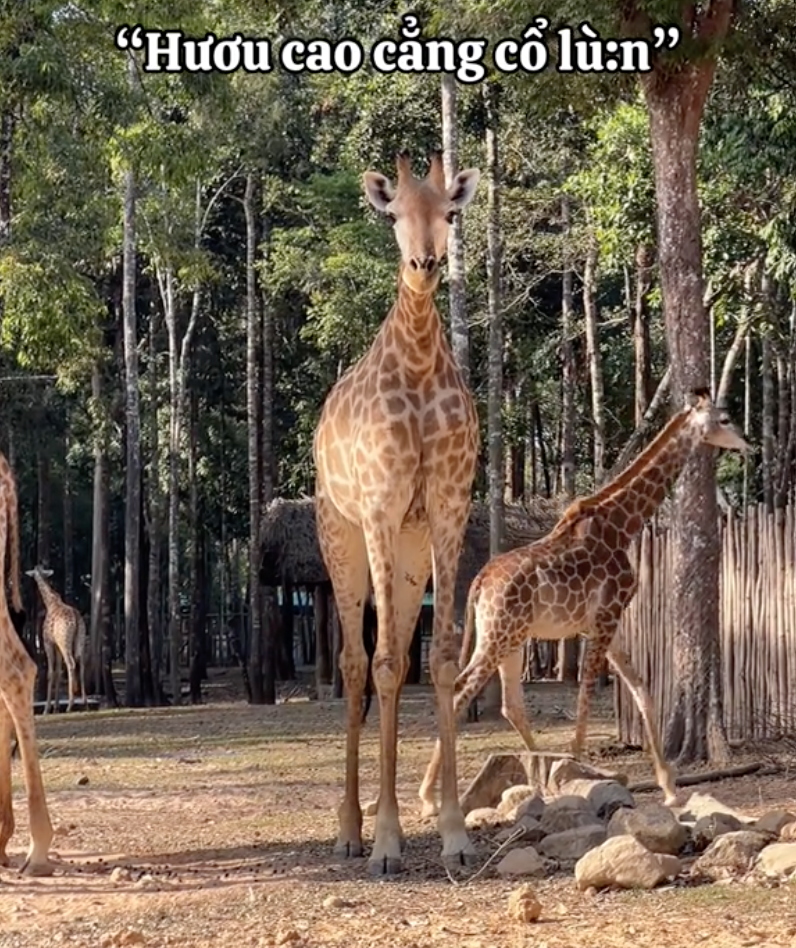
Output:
top-left (465, 807), bottom-right (503, 830)
top-left (547, 758), bottom-right (628, 795)
top-left (539, 795), bottom-right (599, 835)
top-left (780, 822), bottom-right (796, 841)
top-left (495, 846), bottom-right (546, 878)
top-left (507, 883), bottom-right (542, 922)
top-left (495, 814), bottom-right (545, 844)
top-left (511, 793), bottom-right (546, 822)
top-left (322, 895), bottom-right (351, 909)
top-left (77, 775), bottom-right (89, 786)
top-left (756, 842), bottom-right (796, 879)
top-left (575, 835), bottom-right (682, 891)
top-left (559, 779), bottom-right (636, 821)
top-left (497, 785), bottom-right (539, 818)
top-left (754, 810), bottom-right (796, 836)
top-left (109, 866), bottom-right (132, 884)
top-left (692, 831), bottom-right (772, 881)
top-left (657, 853), bottom-right (683, 878)
top-left (680, 793), bottom-right (752, 824)
top-left (459, 753), bottom-right (529, 814)
top-left (538, 824), bottom-right (606, 864)
top-left (362, 800), bottom-right (378, 817)
top-left (608, 804), bottom-right (687, 855)
top-left (692, 813), bottom-right (746, 851)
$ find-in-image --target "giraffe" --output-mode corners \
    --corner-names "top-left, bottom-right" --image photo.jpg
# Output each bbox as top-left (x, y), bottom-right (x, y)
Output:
top-left (419, 390), bottom-right (750, 811)
top-left (0, 453), bottom-right (54, 875)
top-left (313, 151), bottom-right (481, 875)
top-left (26, 566), bottom-right (87, 715)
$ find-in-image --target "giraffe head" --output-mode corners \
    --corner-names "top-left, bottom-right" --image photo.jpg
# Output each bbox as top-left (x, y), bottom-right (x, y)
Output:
top-left (25, 565), bottom-right (53, 580)
top-left (363, 151), bottom-right (480, 294)
top-left (686, 389), bottom-right (750, 454)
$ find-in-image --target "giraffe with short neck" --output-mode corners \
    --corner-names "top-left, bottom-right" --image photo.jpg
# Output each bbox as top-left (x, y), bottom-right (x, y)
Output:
top-left (313, 151), bottom-right (481, 875)
top-left (26, 565), bottom-right (86, 715)
top-left (419, 391), bottom-right (749, 811)
top-left (0, 454), bottom-right (54, 875)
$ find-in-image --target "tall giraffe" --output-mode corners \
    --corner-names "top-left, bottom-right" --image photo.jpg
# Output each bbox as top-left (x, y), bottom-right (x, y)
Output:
top-left (0, 454), bottom-right (54, 875)
top-left (26, 566), bottom-right (86, 715)
top-left (419, 390), bottom-right (749, 811)
top-left (313, 151), bottom-right (481, 875)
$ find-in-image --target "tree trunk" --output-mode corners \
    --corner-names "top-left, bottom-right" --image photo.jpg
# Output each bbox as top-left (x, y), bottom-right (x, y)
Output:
top-left (146, 310), bottom-right (164, 699)
top-left (0, 107), bottom-right (14, 331)
top-left (122, 56), bottom-right (143, 708)
top-left (640, 0), bottom-right (734, 765)
top-left (62, 432), bottom-right (73, 603)
top-left (244, 172), bottom-right (266, 703)
top-left (314, 584), bottom-right (331, 690)
top-left (560, 195), bottom-right (576, 497)
top-left (583, 234), bottom-right (605, 483)
top-left (441, 73), bottom-right (470, 382)
top-left (138, 485), bottom-right (155, 705)
top-left (34, 446), bottom-right (50, 699)
top-left (188, 387), bottom-right (207, 702)
top-left (761, 322), bottom-right (775, 512)
top-left (260, 215), bottom-right (277, 702)
top-left (634, 243), bottom-right (655, 424)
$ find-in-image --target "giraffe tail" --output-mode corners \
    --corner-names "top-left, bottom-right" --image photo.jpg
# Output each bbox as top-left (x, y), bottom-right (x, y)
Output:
top-left (7, 468), bottom-right (22, 614)
top-left (459, 573), bottom-right (481, 670)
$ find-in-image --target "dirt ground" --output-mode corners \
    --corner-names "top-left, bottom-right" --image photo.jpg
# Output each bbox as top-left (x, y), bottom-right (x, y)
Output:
top-left (1, 670), bottom-right (795, 948)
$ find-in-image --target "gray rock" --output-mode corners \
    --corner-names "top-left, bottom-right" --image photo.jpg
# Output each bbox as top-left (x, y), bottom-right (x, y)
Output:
top-left (679, 792), bottom-right (753, 825)
top-left (497, 785), bottom-right (541, 819)
top-left (692, 812), bottom-right (746, 851)
top-left (753, 810), bottom-right (796, 836)
top-left (465, 807), bottom-right (503, 830)
top-left (559, 779), bottom-right (636, 821)
top-left (495, 846), bottom-right (546, 878)
top-left (495, 814), bottom-right (545, 844)
top-left (539, 795), bottom-right (599, 835)
top-left (575, 834), bottom-right (682, 891)
top-left (608, 804), bottom-right (688, 855)
top-left (692, 831), bottom-right (772, 881)
top-left (538, 824), bottom-right (606, 864)
top-left (505, 792), bottom-right (546, 823)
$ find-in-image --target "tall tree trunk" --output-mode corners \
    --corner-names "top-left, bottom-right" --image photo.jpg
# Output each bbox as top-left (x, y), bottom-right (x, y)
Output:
top-left (62, 432), bottom-right (73, 604)
top-left (634, 243), bottom-right (655, 424)
top-left (482, 80), bottom-right (504, 718)
top-left (89, 360), bottom-right (106, 696)
top-left (583, 235), bottom-right (605, 484)
top-left (34, 445), bottom-right (50, 700)
top-left (138, 484), bottom-right (155, 705)
top-left (260, 215), bottom-right (277, 702)
top-left (560, 195), bottom-right (576, 497)
top-left (639, 0), bottom-right (735, 766)
top-left (122, 56), bottom-right (143, 708)
top-left (147, 311), bottom-right (164, 700)
top-left (244, 172), bottom-right (265, 704)
top-left (189, 388), bottom-right (208, 703)
top-left (441, 73), bottom-right (470, 382)
top-left (0, 106), bottom-right (14, 332)
top-left (314, 584), bottom-right (331, 691)
top-left (558, 194), bottom-right (578, 683)
top-left (761, 322), bottom-right (775, 512)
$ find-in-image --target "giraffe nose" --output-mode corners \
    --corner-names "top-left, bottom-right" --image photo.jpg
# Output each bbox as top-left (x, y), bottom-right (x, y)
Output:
top-left (409, 254), bottom-right (438, 274)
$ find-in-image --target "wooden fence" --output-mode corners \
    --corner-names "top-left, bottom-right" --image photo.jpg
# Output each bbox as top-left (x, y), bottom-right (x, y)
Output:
top-left (615, 504), bottom-right (796, 745)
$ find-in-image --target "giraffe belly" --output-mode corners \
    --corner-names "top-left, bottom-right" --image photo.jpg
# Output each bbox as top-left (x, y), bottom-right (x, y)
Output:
top-left (527, 617), bottom-right (586, 642)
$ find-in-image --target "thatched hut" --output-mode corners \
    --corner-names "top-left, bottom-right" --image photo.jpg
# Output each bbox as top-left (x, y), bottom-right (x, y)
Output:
top-left (259, 495), bottom-right (566, 615)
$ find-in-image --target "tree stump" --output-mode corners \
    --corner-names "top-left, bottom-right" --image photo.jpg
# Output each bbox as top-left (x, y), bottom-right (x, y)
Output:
top-left (459, 751), bottom-right (576, 815)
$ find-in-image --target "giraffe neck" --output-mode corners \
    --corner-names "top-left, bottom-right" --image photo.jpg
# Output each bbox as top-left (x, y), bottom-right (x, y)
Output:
top-left (383, 267), bottom-right (444, 368)
top-left (595, 415), bottom-right (698, 541)
top-left (34, 574), bottom-right (60, 610)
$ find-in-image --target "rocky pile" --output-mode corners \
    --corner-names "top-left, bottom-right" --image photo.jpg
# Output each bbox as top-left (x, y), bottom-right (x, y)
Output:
top-left (464, 759), bottom-right (796, 893)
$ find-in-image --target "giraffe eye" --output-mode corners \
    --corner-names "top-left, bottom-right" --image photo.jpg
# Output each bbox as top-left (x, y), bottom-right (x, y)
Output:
top-left (385, 212), bottom-right (396, 225)
top-left (446, 210), bottom-right (457, 224)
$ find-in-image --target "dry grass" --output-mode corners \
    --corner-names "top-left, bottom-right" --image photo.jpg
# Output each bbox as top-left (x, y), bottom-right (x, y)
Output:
top-left (1, 671), bottom-right (795, 948)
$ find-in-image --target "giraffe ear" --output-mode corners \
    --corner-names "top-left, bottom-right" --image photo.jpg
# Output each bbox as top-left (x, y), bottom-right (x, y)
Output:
top-left (686, 387), bottom-right (712, 410)
top-left (363, 172), bottom-right (396, 214)
top-left (447, 168), bottom-right (480, 209)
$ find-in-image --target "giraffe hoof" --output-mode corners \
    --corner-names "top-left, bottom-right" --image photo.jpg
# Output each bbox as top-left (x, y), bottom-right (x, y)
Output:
top-left (20, 858), bottom-right (55, 878)
top-left (333, 839), bottom-right (364, 860)
top-left (441, 831), bottom-right (478, 870)
top-left (368, 854), bottom-right (403, 877)
top-left (420, 800), bottom-right (439, 819)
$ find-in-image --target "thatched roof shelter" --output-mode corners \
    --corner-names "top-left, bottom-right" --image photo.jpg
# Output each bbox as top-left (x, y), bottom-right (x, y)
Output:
top-left (259, 495), bottom-right (568, 617)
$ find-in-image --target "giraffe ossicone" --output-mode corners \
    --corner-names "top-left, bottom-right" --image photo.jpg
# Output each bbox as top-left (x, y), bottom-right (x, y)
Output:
top-left (313, 150), bottom-right (481, 875)
top-left (419, 390), bottom-right (750, 813)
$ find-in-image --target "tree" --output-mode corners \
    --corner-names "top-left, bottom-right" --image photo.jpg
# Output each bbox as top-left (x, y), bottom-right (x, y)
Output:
top-left (631, 0), bottom-right (736, 764)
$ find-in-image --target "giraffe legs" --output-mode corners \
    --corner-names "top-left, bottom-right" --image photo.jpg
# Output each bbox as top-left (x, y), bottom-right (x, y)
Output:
top-left (367, 525), bottom-right (430, 875)
top-left (498, 647), bottom-right (537, 752)
top-left (0, 697), bottom-right (14, 866)
top-left (607, 644), bottom-right (677, 806)
top-left (0, 644), bottom-right (54, 875)
top-left (317, 496), bottom-right (370, 862)
top-left (62, 650), bottom-right (77, 714)
top-left (43, 639), bottom-right (56, 716)
top-left (571, 633), bottom-right (608, 757)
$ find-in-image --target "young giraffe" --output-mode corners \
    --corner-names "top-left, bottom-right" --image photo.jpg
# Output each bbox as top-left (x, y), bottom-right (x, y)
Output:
top-left (313, 151), bottom-right (481, 875)
top-left (26, 566), bottom-right (87, 715)
top-left (419, 390), bottom-right (749, 812)
top-left (0, 453), bottom-right (54, 875)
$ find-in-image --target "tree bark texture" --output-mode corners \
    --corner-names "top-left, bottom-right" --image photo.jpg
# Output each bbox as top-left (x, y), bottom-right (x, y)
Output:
top-left (640, 1), bottom-right (734, 764)
top-left (584, 235), bottom-right (605, 483)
